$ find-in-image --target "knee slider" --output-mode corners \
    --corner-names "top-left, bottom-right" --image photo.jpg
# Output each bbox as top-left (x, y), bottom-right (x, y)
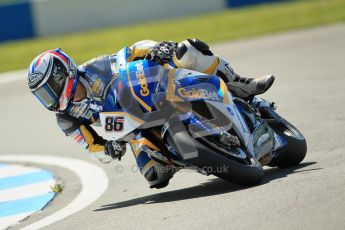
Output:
top-left (175, 38), bottom-right (213, 60)
top-left (187, 38), bottom-right (213, 56)
top-left (175, 42), bottom-right (188, 60)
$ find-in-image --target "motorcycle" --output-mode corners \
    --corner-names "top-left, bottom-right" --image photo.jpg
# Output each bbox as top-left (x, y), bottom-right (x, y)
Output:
top-left (100, 47), bottom-right (307, 185)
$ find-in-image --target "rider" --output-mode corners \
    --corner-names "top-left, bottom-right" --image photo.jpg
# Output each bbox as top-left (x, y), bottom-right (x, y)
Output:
top-left (27, 39), bottom-right (274, 188)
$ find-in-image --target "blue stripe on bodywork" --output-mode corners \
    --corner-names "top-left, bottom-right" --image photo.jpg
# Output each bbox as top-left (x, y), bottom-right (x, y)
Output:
top-left (0, 170), bottom-right (54, 190)
top-left (0, 193), bottom-right (55, 217)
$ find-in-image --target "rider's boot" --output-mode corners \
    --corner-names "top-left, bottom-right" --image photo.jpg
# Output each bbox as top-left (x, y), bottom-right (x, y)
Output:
top-left (226, 74), bottom-right (275, 99)
top-left (216, 59), bottom-right (275, 99)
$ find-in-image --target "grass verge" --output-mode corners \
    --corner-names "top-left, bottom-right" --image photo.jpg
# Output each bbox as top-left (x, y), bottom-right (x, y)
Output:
top-left (0, 0), bottom-right (345, 73)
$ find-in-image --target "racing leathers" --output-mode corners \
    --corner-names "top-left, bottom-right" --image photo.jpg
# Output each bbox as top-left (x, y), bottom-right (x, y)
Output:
top-left (56, 39), bottom-right (274, 188)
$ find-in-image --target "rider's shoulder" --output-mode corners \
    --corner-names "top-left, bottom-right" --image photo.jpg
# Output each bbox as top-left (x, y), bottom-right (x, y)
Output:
top-left (79, 55), bottom-right (111, 71)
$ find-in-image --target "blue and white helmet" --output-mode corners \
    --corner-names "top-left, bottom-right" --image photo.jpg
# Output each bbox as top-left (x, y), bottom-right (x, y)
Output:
top-left (27, 49), bottom-right (79, 111)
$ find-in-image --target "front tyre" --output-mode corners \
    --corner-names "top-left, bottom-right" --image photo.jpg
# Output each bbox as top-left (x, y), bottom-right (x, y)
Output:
top-left (265, 111), bottom-right (307, 168)
top-left (212, 152), bottom-right (264, 186)
top-left (167, 134), bottom-right (264, 186)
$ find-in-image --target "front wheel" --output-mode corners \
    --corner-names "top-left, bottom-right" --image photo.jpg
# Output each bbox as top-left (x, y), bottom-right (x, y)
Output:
top-left (265, 111), bottom-right (307, 168)
top-left (167, 133), bottom-right (264, 186)
top-left (211, 152), bottom-right (264, 186)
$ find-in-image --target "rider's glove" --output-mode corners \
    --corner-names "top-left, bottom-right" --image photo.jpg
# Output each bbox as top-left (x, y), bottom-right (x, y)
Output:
top-left (104, 140), bottom-right (126, 161)
top-left (147, 41), bottom-right (178, 65)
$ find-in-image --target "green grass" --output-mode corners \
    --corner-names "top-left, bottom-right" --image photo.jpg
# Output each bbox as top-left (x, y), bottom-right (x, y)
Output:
top-left (1, 0), bottom-right (345, 73)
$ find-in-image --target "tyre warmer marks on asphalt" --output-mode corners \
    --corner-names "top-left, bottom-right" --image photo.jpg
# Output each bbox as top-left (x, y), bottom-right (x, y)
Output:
top-left (0, 164), bottom-right (56, 229)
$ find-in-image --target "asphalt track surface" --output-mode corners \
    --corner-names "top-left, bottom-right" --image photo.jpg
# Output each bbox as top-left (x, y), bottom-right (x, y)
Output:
top-left (1, 23), bottom-right (345, 230)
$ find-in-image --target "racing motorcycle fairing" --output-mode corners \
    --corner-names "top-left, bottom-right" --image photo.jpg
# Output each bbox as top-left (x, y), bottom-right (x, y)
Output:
top-left (99, 47), bottom-right (290, 166)
top-left (100, 47), bottom-right (233, 141)
top-left (233, 97), bottom-right (288, 160)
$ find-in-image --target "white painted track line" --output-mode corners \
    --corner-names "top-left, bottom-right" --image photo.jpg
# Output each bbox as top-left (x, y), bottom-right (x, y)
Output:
top-left (0, 180), bottom-right (55, 202)
top-left (0, 165), bottom-right (40, 179)
top-left (0, 164), bottom-right (55, 229)
top-left (0, 155), bottom-right (109, 230)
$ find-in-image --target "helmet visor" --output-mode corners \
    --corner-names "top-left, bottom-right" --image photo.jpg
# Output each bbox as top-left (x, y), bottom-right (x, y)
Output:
top-left (33, 58), bottom-right (69, 110)
top-left (47, 57), bottom-right (68, 97)
top-left (33, 84), bottom-right (59, 110)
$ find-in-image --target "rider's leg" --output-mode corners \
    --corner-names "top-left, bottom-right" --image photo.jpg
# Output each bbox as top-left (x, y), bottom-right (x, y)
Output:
top-left (172, 38), bottom-right (275, 98)
top-left (130, 137), bottom-right (176, 189)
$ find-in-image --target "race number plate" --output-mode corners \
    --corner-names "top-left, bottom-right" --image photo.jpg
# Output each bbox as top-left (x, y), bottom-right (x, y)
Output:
top-left (100, 112), bottom-right (144, 140)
